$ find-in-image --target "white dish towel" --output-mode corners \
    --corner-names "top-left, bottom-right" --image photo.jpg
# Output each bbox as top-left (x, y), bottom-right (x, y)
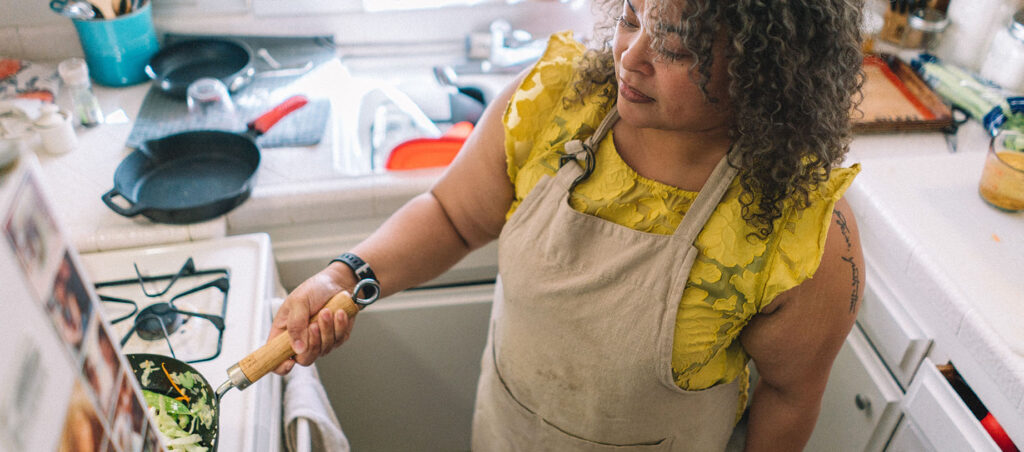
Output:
top-left (283, 362), bottom-right (350, 452)
top-left (274, 297), bottom-right (350, 452)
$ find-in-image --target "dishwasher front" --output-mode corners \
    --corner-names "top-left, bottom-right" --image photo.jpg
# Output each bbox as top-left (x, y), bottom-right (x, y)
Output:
top-left (317, 281), bottom-right (496, 451)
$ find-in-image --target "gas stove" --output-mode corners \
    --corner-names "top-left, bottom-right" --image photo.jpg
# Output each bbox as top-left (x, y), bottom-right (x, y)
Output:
top-left (79, 233), bottom-right (282, 452)
top-left (96, 256), bottom-right (232, 364)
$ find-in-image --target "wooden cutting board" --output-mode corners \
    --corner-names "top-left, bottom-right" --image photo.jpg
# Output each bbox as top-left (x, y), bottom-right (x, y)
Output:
top-left (854, 54), bottom-right (953, 133)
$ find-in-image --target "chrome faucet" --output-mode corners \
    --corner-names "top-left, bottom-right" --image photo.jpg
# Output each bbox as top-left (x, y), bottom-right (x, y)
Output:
top-left (434, 19), bottom-right (547, 87)
top-left (486, 19), bottom-right (547, 68)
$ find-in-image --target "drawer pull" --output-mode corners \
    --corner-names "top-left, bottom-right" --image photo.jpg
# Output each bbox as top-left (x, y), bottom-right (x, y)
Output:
top-left (855, 394), bottom-right (872, 411)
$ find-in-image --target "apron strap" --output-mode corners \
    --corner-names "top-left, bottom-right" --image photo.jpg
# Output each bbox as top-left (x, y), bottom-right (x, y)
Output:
top-left (559, 107), bottom-right (620, 191)
top-left (671, 155), bottom-right (738, 243)
top-left (556, 104), bottom-right (737, 243)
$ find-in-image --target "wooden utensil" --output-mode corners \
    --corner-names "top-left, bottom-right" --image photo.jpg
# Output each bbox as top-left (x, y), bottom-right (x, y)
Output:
top-left (86, 0), bottom-right (115, 18)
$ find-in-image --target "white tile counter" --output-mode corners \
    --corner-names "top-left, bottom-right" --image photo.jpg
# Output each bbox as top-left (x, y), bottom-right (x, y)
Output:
top-left (32, 82), bottom-right (229, 252)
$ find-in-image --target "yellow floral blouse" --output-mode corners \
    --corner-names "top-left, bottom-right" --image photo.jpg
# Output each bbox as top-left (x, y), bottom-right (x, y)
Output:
top-left (504, 32), bottom-right (860, 414)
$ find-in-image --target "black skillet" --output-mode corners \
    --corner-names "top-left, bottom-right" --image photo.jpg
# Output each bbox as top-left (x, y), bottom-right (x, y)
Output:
top-left (146, 39), bottom-right (256, 99)
top-left (146, 38), bottom-right (313, 99)
top-left (102, 95), bottom-right (308, 224)
top-left (127, 280), bottom-right (380, 451)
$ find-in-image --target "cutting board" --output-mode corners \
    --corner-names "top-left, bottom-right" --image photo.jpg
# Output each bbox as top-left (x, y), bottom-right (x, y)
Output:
top-left (854, 54), bottom-right (953, 133)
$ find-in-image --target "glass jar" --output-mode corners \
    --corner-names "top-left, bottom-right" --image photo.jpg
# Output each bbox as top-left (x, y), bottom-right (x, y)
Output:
top-left (57, 58), bottom-right (103, 127)
top-left (980, 9), bottom-right (1024, 93)
top-left (901, 8), bottom-right (949, 51)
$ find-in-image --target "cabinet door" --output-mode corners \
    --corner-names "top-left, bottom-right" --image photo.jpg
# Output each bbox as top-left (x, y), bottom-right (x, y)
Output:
top-left (805, 327), bottom-right (903, 452)
top-left (317, 284), bottom-right (495, 451)
top-left (900, 358), bottom-right (1001, 452)
top-left (858, 257), bottom-right (931, 388)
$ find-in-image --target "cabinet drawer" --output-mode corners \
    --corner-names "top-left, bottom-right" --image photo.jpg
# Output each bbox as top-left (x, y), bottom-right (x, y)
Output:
top-left (858, 257), bottom-right (931, 388)
top-left (805, 327), bottom-right (903, 452)
top-left (900, 358), bottom-right (1001, 452)
top-left (886, 417), bottom-right (932, 452)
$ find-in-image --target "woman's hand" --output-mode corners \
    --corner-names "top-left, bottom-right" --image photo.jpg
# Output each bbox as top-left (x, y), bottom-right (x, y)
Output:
top-left (270, 264), bottom-right (357, 375)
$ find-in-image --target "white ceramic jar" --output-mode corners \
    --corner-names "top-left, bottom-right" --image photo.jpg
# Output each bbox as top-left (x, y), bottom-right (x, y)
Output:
top-left (980, 9), bottom-right (1024, 92)
top-left (34, 104), bottom-right (78, 155)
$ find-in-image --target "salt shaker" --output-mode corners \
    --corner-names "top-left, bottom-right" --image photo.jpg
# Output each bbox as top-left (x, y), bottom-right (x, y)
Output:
top-left (980, 9), bottom-right (1024, 93)
top-left (58, 58), bottom-right (103, 127)
top-left (35, 104), bottom-right (78, 154)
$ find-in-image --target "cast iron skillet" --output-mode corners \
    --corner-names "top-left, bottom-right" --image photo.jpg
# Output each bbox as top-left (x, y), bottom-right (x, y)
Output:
top-left (102, 95), bottom-right (308, 224)
top-left (126, 281), bottom-right (380, 451)
top-left (146, 39), bottom-right (255, 98)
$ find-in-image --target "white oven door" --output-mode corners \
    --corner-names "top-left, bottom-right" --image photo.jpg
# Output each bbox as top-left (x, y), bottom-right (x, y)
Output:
top-left (316, 282), bottom-right (495, 451)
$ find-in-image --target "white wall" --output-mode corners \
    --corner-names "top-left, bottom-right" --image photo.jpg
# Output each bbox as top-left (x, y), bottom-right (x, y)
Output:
top-left (0, 0), bottom-right (594, 61)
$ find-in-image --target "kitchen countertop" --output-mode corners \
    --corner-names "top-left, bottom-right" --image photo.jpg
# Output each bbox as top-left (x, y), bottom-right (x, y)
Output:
top-left (22, 59), bottom-right (1024, 444)
top-left (31, 58), bottom-right (437, 252)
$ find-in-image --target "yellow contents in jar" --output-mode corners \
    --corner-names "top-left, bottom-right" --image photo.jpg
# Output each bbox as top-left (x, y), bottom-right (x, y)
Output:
top-left (979, 150), bottom-right (1024, 211)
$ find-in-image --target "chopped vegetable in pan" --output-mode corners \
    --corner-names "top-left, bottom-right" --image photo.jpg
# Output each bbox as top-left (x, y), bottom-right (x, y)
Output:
top-left (139, 360), bottom-right (157, 387)
top-left (144, 390), bottom-right (209, 452)
top-left (137, 360), bottom-right (215, 452)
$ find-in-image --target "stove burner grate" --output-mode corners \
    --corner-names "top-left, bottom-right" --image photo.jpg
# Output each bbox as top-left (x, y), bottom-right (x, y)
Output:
top-left (95, 257), bottom-right (230, 363)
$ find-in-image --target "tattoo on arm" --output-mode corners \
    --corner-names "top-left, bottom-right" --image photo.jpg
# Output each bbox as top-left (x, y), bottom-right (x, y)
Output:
top-left (833, 209), bottom-right (852, 251)
top-left (841, 256), bottom-right (860, 313)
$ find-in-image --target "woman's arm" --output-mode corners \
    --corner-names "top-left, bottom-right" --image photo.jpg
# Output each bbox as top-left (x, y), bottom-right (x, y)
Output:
top-left (270, 71), bottom-right (527, 373)
top-left (740, 198), bottom-right (864, 451)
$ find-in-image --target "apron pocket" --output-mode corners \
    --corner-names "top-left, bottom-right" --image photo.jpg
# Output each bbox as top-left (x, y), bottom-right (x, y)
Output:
top-left (489, 358), bottom-right (674, 451)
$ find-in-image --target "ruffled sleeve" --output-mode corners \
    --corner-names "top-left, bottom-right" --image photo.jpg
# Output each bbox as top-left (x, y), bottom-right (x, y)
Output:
top-left (759, 164), bottom-right (861, 308)
top-left (504, 31), bottom-right (586, 199)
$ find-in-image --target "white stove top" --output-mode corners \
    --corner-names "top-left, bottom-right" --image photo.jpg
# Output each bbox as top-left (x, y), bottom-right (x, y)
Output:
top-left (79, 233), bottom-right (281, 452)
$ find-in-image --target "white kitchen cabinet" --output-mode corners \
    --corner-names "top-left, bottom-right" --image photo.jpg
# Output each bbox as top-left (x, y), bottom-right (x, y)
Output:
top-left (805, 326), bottom-right (904, 452)
top-left (857, 257), bottom-right (932, 389)
top-left (898, 358), bottom-right (1001, 452)
top-left (316, 283), bottom-right (495, 451)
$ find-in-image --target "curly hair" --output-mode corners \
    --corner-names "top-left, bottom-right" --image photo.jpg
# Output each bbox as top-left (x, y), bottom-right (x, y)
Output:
top-left (570, 0), bottom-right (864, 239)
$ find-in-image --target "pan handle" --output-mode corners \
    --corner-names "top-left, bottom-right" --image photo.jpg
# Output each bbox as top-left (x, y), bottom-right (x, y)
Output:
top-left (248, 95), bottom-right (309, 136)
top-left (102, 188), bottom-right (144, 217)
top-left (232, 286), bottom-right (367, 388)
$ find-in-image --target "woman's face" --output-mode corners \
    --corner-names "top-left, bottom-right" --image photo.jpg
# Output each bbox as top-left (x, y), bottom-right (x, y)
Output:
top-left (612, 0), bottom-right (733, 135)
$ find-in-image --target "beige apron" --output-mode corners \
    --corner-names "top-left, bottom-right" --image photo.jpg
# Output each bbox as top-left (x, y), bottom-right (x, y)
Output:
top-left (472, 107), bottom-right (742, 451)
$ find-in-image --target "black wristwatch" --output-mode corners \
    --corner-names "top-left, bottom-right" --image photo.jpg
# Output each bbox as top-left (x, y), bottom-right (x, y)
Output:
top-left (329, 252), bottom-right (379, 306)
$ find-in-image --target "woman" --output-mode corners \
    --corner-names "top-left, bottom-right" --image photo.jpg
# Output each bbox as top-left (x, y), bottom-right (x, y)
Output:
top-left (271, 0), bottom-right (865, 449)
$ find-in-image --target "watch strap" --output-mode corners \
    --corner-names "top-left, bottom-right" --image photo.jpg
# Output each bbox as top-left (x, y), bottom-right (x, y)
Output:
top-left (330, 252), bottom-right (378, 301)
